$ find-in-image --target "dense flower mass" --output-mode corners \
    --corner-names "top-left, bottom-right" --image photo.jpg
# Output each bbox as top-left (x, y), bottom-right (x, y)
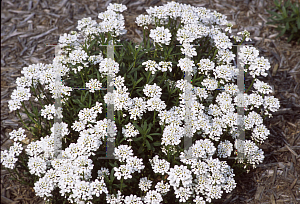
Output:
top-left (2, 1), bottom-right (281, 204)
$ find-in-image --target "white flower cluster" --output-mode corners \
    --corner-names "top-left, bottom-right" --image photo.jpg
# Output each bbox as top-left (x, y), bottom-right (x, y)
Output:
top-left (58, 32), bottom-right (78, 48)
top-left (143, 83), bottom-right (162, 98)
top-left (88, 53), bottom-right (103, 65)
top-left (41, 104), bottom-right (62, 120)
top-left (139, 177), bottom-right (153, 192)
top-left (99, 58), bottom-right (120, 77)
top-left (85, 78), bottom-right (102, 93)
top-left (1, 142), bottom-right (23, 169)
top-left (9, 127), bottom-right (26, 142)
top-left (217, 140), bottom-right (233, 158)
top-left (149, 155), bottom-right (170, 175)
top-left (114, 151), bottom-right (145, 180)
top-left (122, 122), bottom-right (139, 139)
top-left (178, 58), bottom-right (195, 75)
top-left (135, 14), bottom-right (153, 29)
top-left (180, 42), bottom-right (197, 58)
top-left (149, 26), bottom-right (172, 46)
top-left (241, 140), bottom-right (265, 168)
top-left (253, 79), bottom-right (273, 95)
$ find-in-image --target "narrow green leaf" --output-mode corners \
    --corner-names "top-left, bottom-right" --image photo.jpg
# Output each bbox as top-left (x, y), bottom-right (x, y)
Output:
top-left (146, 135), bottom-right (153, 141)
top-left (282, 6), bottom-right (287, 18)
top-left (287, 33), bottom-right (294, 42)
top-left (286, 22), bottom-right (290, 30)
top-left (149, 133), bottom-right (162, 136)
top-left (145, 139), bottom-right (151, 150)
top-left (297, 17), bottom-right (300, 29)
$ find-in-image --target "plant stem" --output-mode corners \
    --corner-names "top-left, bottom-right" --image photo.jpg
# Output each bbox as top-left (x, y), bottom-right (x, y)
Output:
top-left (120, 177), bottom-right (124, 191)
top-left (246, 78), bottom-right (255, 93)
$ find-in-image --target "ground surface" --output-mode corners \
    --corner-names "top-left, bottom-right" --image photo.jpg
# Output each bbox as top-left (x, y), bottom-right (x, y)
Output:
top-left (1, 0), bottom-right (300, 203)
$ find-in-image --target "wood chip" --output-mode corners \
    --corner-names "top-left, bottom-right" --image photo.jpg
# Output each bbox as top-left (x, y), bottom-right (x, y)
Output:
top-left (289, 178), bottom-right (298, 190)
top-left (272, 63), bottom-right (279, 76)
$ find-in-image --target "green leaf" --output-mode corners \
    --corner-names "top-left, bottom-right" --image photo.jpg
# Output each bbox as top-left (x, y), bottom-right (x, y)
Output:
top-left (287, 33), bottom-right (294, 42)
top-left (297, 17), bottom-right (300, 29)
top-left (146, 135), bottom-right (153, 141)
top-left (282, 6), bottom-right (287, 18)
top-left (149, 133), bottom-right (162, 136)
top-left (278, 27), bottom-right (287, 37)
top-left (132, 137), bottom-right (143, 142)
top-left (267, 10), bottom-right (282, 19)
top-left (153, 141), bottom-right (161, 146)
top-left (110, 168), bottom-right (115, 181)
top-left (286, 22), bottom-right (290, 30)
top-left (132, 123), bottom-right (144, 134)
top-left (274, 0), bottom-right (280, 7)
top-left (145, 139), bottom-right (151, 150)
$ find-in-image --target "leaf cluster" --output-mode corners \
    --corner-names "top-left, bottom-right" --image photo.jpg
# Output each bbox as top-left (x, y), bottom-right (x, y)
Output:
top-left (267, 0), bottom-right (300, 44)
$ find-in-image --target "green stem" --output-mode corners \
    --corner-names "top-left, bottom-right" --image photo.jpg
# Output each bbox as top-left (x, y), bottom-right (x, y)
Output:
top-left (146, 71), bottom-right (151, 84)
top-left (246, 78), bottom-right (255, 93)
top-left (16, 111), bottom-right (31, 132)
top-left (120, 177), bottom-right (124, 191)
top-left (20, 101), bottom-right (39, 127)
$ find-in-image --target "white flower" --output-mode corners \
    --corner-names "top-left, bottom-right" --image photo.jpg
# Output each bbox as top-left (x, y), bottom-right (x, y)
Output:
top-left (237, 29), bottom-right (251, 41)
top-left (139, 177), bottom-right (153, 192)
top-left (158, 61), bottom-right (172, 72)
top-left (180, 42), bottom-right (197, 57)
top-left (99, 58), bottom-right (120, 77)
top-left (122, 123), bottom-right (139, 138)
top-left (142, 60), bottom-right (160, 74)
top-left (178, 58), bottom-right (195, 74)
top-left (114, 165), bottom-right (133, 180)
top-left (263, 95), bottom-right (280, 113)
top-left (28, 156), bottom-right (47, 177)
top-left (136, 14), bottom-right (153, 29)
top-left (1, 150), bottom-right (17, 169)
top-left (248, 56), bottom-right (271, 78)
top-left (9, 127), bottom-right (26, 142)
top-left (41, 104), bottom-right (56, 120)
top-left (253, 79), bottom-right (273, 94)
top-left (124, 194), bottom-right (143, 204)
top-left (213, 32), bottom-right (232, 50)
top-left (107, 3), bottom-right (127, 12)
top-left (201, 77), bottom-right (218, 91)
top-left (167, 165), bottom-right (193, 188)
top-left (113, 145), bottom-right (134, 162)
top-left (149, 155), bottom-right (170, 175)
top-left (174, 186), bottom-right (193, 202)
top-left (85, 78), bottom-right (102, 93)
top-left (144, 190), bottom-right (163, 204)
top-left (90, 178), bottom-right (108, 197)
top-left (143, 83), bottom-right (162, 98)
top-left (217, 140), bottom-right (233, 158)
top-left (149, 26), bottom-right (172, 46)
top-left (252, 124), bottom-right (270, 144)
top-left (147, 97), bottom-right (166, 112)
top-left (155, 180), bottom-right (170, 196)
top-left (106, 190), bottom-right (124, 204)
top-left (238, 46), bottom-right (259, 66)
top-left (10, 86), bottom-right (31, 102)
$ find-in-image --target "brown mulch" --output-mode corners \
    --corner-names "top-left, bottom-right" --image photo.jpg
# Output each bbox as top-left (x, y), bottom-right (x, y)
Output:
top-left (1, 0), bottom-right (299, 204)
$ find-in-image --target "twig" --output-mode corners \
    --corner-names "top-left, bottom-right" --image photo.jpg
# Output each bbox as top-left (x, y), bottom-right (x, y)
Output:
top-left (29, 27), bottom-right (58, 40)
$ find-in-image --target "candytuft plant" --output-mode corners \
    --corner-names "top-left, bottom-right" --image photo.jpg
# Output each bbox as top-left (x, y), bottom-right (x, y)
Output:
top-left (2, 2), bottom-right (280, 204)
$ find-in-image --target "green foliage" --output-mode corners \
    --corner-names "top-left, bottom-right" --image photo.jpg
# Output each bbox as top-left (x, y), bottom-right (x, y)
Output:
top-left (267, 0), bottom-right (300, 44)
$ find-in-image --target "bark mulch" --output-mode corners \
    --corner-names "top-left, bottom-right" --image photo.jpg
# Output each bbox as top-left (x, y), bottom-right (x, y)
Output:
top-left (1, 0), bottom-right (299, 203)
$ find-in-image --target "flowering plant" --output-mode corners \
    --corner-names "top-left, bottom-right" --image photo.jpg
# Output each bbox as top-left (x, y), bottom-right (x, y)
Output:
top-left (2, 2), bottom-right (280, 204)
